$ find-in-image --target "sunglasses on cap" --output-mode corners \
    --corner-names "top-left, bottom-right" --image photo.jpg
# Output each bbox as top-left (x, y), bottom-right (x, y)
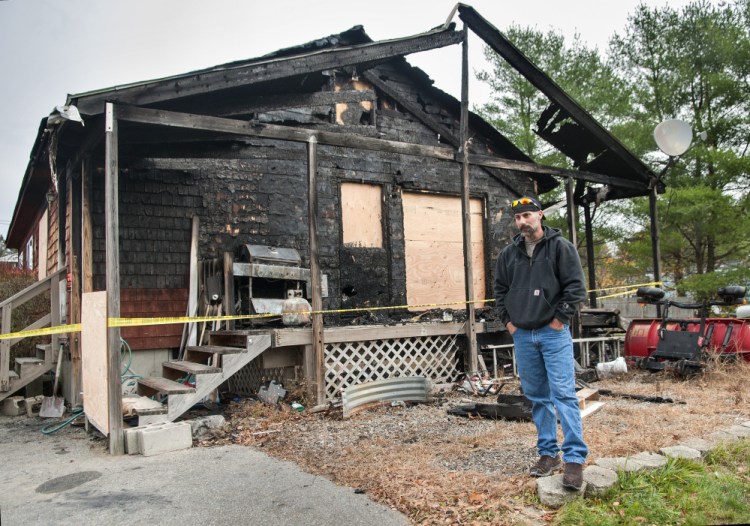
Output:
top-left (512, 198), bottom-right (533, 207)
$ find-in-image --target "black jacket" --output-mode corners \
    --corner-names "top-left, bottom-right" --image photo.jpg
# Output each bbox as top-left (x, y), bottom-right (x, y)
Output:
top-left (494, 226), bottom-right (586, 330)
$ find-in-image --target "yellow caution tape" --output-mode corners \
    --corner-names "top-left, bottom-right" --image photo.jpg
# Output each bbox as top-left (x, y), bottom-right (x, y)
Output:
top-left (0, 281), bottom-right (662, 341)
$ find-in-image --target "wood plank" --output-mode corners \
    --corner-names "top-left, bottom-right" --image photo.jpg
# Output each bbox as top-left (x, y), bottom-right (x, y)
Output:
top-left (82, 291), bottom-right (109, 436)
top-left (184, 345), bottom-right (245, 355)
top-left (580, 401), bottom-right (605, 418)
top-left (75, 29), bottom-right (462, 114)
top-left (137, 376), bottom-right (195, 395)
top-left (272, 322), bottom-right (487, 348)
top-left (162, 360), bottom-right (221, 375)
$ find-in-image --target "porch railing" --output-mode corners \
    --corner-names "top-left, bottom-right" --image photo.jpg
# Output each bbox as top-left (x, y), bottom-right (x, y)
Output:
top-left (0, 267), bottom-right (66, 392)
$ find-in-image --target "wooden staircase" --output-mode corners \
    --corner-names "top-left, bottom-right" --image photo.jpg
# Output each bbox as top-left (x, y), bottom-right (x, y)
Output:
top-left (0, 345), bottom-right (59, 403)
top-left (132, 330), bottom-right (271, 425)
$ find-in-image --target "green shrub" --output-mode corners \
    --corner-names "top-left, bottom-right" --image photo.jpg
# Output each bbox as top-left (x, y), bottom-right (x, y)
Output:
top-left (0, 265), bottom-right (49, 360)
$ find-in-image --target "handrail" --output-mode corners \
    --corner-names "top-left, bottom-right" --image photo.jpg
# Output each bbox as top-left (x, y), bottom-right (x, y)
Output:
top-left (0, 267), bottom-right (67, 311)
top-left (1, 266), bottom-right (67, 392)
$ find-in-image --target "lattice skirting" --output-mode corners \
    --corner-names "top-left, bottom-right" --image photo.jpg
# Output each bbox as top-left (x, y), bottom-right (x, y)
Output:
top-left (227, 358), bottom-right (293, 396)
top-left (324, 334), bottom-right (460, 401)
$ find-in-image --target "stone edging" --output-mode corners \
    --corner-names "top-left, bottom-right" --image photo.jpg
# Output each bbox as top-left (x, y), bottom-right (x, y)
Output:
top-left (537, 420), bottom-right (750, 508)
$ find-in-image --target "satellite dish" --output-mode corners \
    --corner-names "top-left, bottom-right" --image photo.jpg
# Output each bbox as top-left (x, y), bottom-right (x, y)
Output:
top-left (654, 119), bottom-right (692, 156)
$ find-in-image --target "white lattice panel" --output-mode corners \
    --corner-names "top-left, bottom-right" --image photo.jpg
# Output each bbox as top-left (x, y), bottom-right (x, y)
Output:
top-left (228, 357), bottom-right (291, 396)
top-left (324, 335), bottom-right (460, 400)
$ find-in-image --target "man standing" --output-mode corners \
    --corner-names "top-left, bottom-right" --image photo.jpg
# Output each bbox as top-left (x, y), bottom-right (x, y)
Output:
top-left (494, 196), bottom-right (588, 490)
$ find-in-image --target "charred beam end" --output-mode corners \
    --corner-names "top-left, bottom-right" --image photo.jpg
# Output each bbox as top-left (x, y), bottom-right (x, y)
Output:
top-left (457, 4), bottom-right (653, 185)
top-left (462, 152), bottom-right (648, 192)
top-left (74, 29), bottom-right (463, 115)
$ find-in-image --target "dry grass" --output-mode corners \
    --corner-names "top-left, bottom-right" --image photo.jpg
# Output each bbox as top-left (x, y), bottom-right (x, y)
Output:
top-left (206, 360), bottom-right (750, 525)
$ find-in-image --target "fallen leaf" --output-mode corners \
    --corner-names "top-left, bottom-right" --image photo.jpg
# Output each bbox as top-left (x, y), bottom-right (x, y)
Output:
top-left (468, 492), bottom-right (483, 504)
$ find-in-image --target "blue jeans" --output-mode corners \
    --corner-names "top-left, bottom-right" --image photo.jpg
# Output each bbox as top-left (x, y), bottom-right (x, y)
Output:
top-left (513, 324), bottom-right (588, 464)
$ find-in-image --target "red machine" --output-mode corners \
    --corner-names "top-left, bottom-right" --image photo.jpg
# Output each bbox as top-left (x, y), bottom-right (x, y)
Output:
top-left (623, 286), bottom-right (749, 375)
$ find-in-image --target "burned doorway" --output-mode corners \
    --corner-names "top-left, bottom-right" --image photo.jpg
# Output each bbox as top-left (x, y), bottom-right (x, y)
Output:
top-left (338, 181), bottom-right (389, 312)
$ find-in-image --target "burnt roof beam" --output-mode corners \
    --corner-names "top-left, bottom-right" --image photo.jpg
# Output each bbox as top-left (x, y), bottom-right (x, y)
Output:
top-left (114, 104), bottom-right (635, 189)
top-left (362, 69), bottom-right (527, 196)
top-left (456, 4), bottom-right (653, 189)
top-left (72, 28), bottom-right (463, 116)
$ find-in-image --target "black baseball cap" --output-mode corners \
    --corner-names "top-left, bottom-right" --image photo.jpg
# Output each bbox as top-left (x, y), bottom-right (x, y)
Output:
top-left (511, 196), bottom-right (543, 214)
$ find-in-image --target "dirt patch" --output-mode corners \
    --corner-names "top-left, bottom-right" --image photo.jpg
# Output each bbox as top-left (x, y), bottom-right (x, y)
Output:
top-left (203, 361), bottom-right (750, 525)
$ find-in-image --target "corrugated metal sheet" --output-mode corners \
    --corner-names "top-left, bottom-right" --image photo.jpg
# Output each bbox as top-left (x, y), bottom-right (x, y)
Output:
top-left (342, 376), bottom-right (430, 418)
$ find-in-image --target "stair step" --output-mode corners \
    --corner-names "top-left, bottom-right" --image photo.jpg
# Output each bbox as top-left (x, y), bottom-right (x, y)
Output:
top-left (15, 357), bottom-right (45, 376)
top-left (123, 395), bottom-right (167, 416)
top-left (35, 344), bottom-right (51, 361)
top-left (137, 377), bottom-right (195, 396)
top-left (163, 361), bottom-right (221, 375)
top-left (185, 345), bottom-right (245, 355)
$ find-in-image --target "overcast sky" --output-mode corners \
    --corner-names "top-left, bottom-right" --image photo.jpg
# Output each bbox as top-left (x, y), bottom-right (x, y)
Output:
top-left (0, 0), bottom-right (698, 235)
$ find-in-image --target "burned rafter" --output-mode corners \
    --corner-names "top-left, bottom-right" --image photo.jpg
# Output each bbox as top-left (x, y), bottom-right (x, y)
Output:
top-left (72, 27), bottom-right (463, 115)
top-left (363, 68), bottom-right (528, 196)
top-left (456, 3), bottom-right (654, 200)
top-left (206, 89), bottom-right (377, 118)
top-left (114, 104), bottom-right (635, 188)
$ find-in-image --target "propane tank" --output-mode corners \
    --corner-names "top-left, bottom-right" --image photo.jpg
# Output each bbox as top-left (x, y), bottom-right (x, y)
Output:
top-left (737, 305), bottom-right (750, 319)
top-left (282, 289), bottom-right (311, 326)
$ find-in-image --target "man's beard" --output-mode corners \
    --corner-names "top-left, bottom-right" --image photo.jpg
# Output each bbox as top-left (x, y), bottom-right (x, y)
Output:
top-left (520, 225), bottom-right (537, 238)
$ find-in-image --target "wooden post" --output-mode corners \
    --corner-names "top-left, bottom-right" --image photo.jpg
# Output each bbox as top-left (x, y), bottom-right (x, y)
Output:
top-left (82, 157), bottom-right (93, 294)
top-left (223, 252), bottom-right (235, 330)
top-left (104, 103), bottom-right (124, 455)
top-left (186, 216), bottom-right (199, 346)
top-left (69, 163), bottom-right (83, 405)
top-left (583, 202), bottom-right (597, 308)
top-left (307, 136), bottom-right (325, 405)
top-left (649, 182), bottom-right (662, 317)
top-left (0, 306), bottom-right (10, 391)
top-left (564, 178), bottom-right (582, 339)
top-left (459, 27), bottom-right (478, 373)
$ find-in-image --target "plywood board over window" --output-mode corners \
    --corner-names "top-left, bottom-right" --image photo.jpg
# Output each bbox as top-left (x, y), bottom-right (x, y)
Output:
top-left (341, 182), bottom-right (382, 248)
top-left (402, 192), bottom-right (485, 311)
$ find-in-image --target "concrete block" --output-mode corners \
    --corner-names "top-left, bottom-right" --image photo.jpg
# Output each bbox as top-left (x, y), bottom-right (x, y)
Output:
top-left (24, 395), bottom-right (45, 417)
top-left (659, 445), bottom-right (702, 460)
top-left (124, 424), bottom-right (162, 455)
top-left (583, 465), bottom-right (618, 497)
top-left (537, 474), bottom-right (585, 508)
top-left (137, 422), bottom-right (192, 457)
top-left (2, 396), bottom-right (25, 416)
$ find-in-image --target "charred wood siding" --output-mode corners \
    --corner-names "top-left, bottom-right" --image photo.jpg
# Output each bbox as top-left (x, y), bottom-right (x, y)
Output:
top-left (88, 64), bottom-right (533, 342)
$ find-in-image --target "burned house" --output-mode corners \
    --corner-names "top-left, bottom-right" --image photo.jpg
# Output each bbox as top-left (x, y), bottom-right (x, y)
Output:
top-left (2, 6), bottom-right (654, 451)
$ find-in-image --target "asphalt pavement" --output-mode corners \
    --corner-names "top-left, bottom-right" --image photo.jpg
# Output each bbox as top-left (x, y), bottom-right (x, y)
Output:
top-left (0, 414), bottom-right (409, 526)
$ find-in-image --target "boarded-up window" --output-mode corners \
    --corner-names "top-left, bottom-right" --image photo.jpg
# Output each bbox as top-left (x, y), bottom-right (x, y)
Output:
top-left (402, 192), bottom-right (485, 311)
top-left (341, 182), bottom-right (382, 248)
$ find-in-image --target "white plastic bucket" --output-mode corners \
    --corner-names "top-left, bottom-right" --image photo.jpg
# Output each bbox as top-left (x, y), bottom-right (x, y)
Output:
top-left (596, 356), bottom-right (628, 378)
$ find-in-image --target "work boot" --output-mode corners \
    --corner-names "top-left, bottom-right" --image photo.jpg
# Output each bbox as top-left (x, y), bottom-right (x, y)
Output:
top-left (562, 462), bottom-right (584, 490)
top-left (529, 455), bottom-right (561, 477)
